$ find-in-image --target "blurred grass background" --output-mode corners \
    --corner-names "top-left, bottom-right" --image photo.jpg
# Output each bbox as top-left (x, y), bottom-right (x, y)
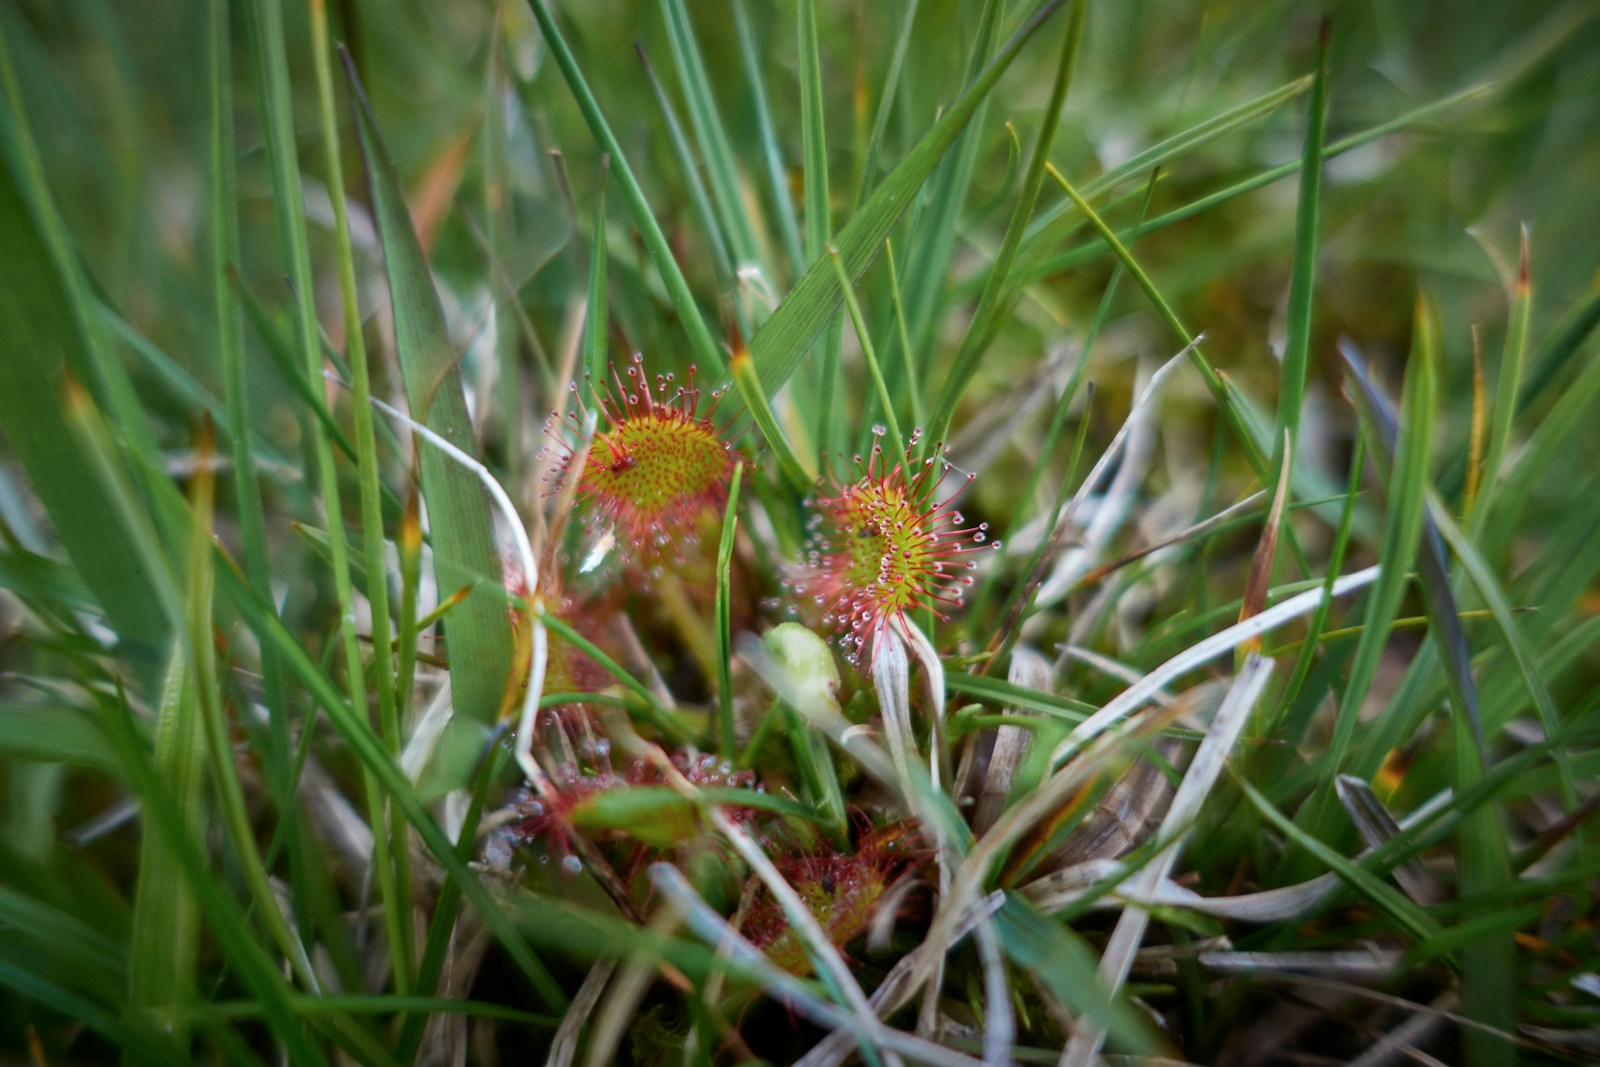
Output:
top-left (2, 0), bottom-right (1599, 1063)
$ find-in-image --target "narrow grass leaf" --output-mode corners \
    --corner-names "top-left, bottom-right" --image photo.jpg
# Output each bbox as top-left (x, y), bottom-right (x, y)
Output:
top-left (127, 648), bottom-right (205, 1049)
top-left (1008, 82), bottom-right (1487, 292)
top-left (313, 8), bottom-right (415, 993)
top-left (1017, 76), bottom-right (1312, 256)
top-left (731, 0), bottom-right (1068, 407)
top-left (993, 894), bottom-right (1160, 1055)
top-left (343, 53), bottom-right (515, 727)
top-left (895, 0), bottom-right (1006, 364)
top-left (730, 0), bottom-right (804, 275)
top-left (1274, 21), bottom-right (1329, 463)
top-left (586, 155), bottom-right (610, 384)
top-left (0, 155), bottom-right (169, 673)
top-left (1238, 776), bottom-right (1443, 945)
top-left (0, 705), bottom-right (120, 770)
top-left (851, 0), bottom-right (921, 211)
top-left (1339, 342), bottom-right (1487, 758)
top-left (634, 46), bottom-right (735, 294)
top-left (716, 462), bottom-right (744, 756)
top-left (1471, 230), bottom-right (1530, 531)
top-left (1294, 316), bottom-right (1434, 854)
top-left (927, 0), bottom-right (1086, 444)
top-left (526, 0), bottom-right (723, 375)
top-left (661, 0), bottom-right (761, 272)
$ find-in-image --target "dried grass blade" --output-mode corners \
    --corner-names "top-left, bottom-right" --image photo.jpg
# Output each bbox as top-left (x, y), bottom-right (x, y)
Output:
top-left (1059, 653), bottom-right (1273, 1067)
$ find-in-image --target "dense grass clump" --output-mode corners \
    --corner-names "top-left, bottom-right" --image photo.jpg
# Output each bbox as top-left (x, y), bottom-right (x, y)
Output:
top-left (1, 1), bottom-right (1598, 1064)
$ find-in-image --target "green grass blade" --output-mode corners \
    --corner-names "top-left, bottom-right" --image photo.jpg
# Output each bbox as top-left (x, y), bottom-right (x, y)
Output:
top-left (1237, 775), bottom-right (1444, 945)
top-left (945, 672), bottom-right (1096, 721)
top-left (894, 0), bottom-right (1006, 364)
top-left (127, 649), bottom-right (205, 1050)
top-left (208, 0), bottom-right (306, 965)
top-left (0, 704), bottom-right (121, 770)
top-left (993, 894), bottom-right (1160, 1055)
top-left (797, 0), bottom-right (841, 450)
top-left (827, 245), bottom-right (902, 449)
top-left (716, 462), bottom-right (744, 757)
top-left (635, 45), bottom-right (736, 295)
top-left (1274, 437), bottom-right (1365, 734)
top-left (586, 156), bottom-right (610, 384)
top-left (1016, 75), bottom-right (1313, 258)
top-left (1045, 166), bottom-right (1270, 481)
top-left (926, 0), bottom-right (1085, 446)
top-left (1009, 82), bottom-right (1492, 290)
top-left (1295, 311), bottom-right (1435, 856)
top-left (526, 0), bottom-right (723, 376)
top-left (0, 150), bottom-right (170, 675)
top-left (162, 487), bottom-right (568, 1011)
top-left (343, 52), bottom-right (515, 730)
top-left (1273, 21), bottom-right (1329, 466)
top-left (313, 7), bottom-right (414, 994)
top-left (732, 0), bottom-right (1068, 409)
top-left (1470, 230), bottom-right (1530, 532)
top-left (0, 22), bottom-right (165, 500)
top-left (661, 0), bottom-right (762, 274)
top-left (1427, 499), bottom-right (1575, 797)
top-left (797, 0), bottom-right (830, 267)
top-left (730, 341), bottom-right (816, 486)
top-left (96, 688), bottom-right (335, 1067)
top-left (1341, 337), bottom-right (1519, 1061)
top-left (1512, 282), bottom-right (1600, 420)
top-left (851, 0), bottom-right (920, 212)
top-left (1340, 345), bottom-right (1485, 760)
top-left (730, 0), bottom-right (804, 277)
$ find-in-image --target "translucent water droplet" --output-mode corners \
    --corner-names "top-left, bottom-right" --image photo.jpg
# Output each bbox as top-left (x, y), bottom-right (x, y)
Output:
top-left (562, 854), bottom-right (583, 875)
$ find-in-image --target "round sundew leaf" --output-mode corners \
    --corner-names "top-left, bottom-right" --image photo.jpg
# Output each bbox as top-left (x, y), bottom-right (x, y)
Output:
top-left (799, 436), bottom-right (993, 663)
top-left (547, 356), bottom-right (738, 552)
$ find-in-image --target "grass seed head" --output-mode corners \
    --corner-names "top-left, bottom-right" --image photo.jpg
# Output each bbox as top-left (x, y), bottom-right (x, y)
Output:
top-left (543, 354), bottom-right (736, 555)
top-left (794, 428), bottom-right (998, 665)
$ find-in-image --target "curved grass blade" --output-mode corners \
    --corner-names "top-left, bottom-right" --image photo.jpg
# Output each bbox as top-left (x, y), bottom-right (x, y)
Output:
top-left (526, 0), bottom-right (723, 376)
top-left (342, 51), bottom-right (515, 728)
top-left (313, 7), bottom-right (415, 994)
top-left (634, 46), bottom-right (735, 296)
top-left (731, 0), bottom-right (1069, 409)
top-left (731, 0), bottom-right (804, 275)
top-left (1292, 321), bottom-right (1433, 855)
top-left (1273, 21), bottom-right (1329, 466)
top-left (0, 704), bottom-right (120, 770)
top-left (661, 0), bottom-right (761, 274)
top-left (850, 0), bottom-right (921, 212)
top-left (927, 0), bottom-right (1086, 445)
top-left (0, 151), bottom-right (169, 675)
top-left (894, 0), bottom-right (1007, 367)
top-left (1007, 82), bottom-right (1493, 291)
top-left (716, 462), bottom-right (745, 757)
top-left (127, 649), bottom-right (205, 1048)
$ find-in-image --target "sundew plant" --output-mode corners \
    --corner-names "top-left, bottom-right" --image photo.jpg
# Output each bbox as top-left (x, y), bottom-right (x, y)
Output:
top-left (1, 1), bottom-right (1598, 1065)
